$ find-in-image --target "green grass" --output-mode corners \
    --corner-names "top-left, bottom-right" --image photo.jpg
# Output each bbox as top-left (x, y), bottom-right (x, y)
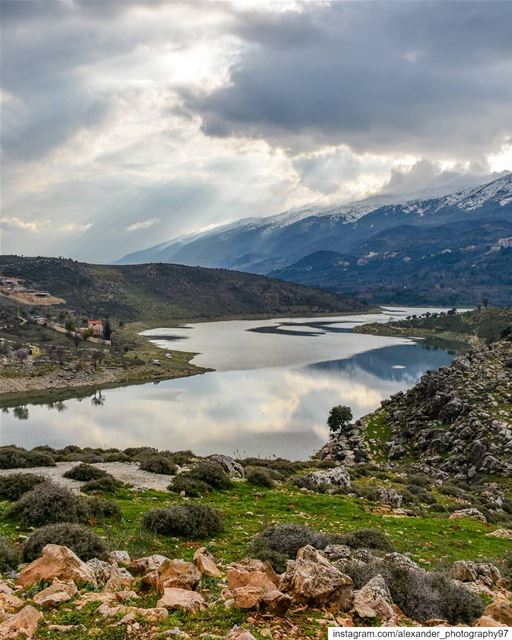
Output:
top-left (364, 413), bottom-right (392, 462)
top-left (2, 474), bottom-right (510, 639)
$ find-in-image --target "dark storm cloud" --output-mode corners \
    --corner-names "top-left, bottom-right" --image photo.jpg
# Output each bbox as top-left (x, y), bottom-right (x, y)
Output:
top-left (185, 1), bottom-right (512, 157)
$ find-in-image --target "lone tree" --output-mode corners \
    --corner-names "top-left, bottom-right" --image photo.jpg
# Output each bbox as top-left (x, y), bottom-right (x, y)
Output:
top-left (327, 405), bottom-right (353, 434)
top-left (103, 319), bottom-right (112, 342)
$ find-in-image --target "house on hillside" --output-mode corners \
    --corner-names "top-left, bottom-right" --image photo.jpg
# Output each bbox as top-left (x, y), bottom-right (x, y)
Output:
top-left (88, 320), bottom-right (103, 337)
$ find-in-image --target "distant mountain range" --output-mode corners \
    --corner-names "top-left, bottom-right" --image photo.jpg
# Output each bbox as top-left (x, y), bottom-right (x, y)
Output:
top-left (118, 174), bottom-right (512, 305)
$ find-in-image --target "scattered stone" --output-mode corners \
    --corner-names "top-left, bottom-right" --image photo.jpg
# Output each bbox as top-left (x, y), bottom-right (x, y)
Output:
top-left (157, 587), bottom-right (206, 613)
top-left (353, 575), bottom-right (395, 621)
top-left (225, 627), bottom-right (257, 640)
top-left (157, 559), bottom-right (201, 593)
top-left (300, 467), bottom-right (351, 493)
top-left (280, 546), bottom-right (353, 611)
top-left (0, 592), bottom-right (25, 613)
top-left (108, 550), bottom-right (131, 566)
top-left (86, 558), bottom-right (113, 584)
top-left (103, 563), bottom-right (134, 592)
top-left (96, 602), bottom-right (168, 623)
top-left (33, 578), bottom-right (77, 608)
top-left (482, 600), bottom-right (512, 626)
top-left (449, 508), bottom-right (487, 523)
top-left (375, 488), bottom-right (403, 508)
top-left (324, 545), bottom-right (351, 561)
top-left (193, 547), bottom-right (222, 578)
top-left (17, 545), bottom-right (97, 589)
top-left (486, 528), bottom-right (512, 540)
top-left (208, 455), bottom-right (245, 479)
top-left (0, 605), bottom-right (42, 639)
top-left (129, 554), bottom-right (168, 574)
top-left (474, 616), bottom-right (507, 627)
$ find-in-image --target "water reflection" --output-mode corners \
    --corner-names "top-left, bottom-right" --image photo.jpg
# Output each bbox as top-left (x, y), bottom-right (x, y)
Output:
top-left (1, 341), bottom-right (452, 459)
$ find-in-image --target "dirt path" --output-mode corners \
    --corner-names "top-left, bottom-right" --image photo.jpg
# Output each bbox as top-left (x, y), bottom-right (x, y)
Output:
top-left (0, 461), bottom-right (174, 491)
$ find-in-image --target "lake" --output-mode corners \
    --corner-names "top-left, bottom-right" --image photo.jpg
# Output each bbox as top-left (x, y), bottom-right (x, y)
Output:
top-left (0, 307), bottom-right (454, 459)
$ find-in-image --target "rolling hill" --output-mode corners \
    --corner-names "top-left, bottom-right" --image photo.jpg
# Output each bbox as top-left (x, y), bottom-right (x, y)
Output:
top-left (0, 256), bottom-right (363, 323)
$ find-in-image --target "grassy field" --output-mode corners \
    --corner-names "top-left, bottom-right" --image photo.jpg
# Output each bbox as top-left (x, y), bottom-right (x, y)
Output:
top-left (0, 463), bottom-right (510, 639)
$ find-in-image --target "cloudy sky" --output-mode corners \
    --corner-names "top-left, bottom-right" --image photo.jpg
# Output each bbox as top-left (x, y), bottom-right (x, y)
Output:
top-left (1, 0), bottom-right (511, 262)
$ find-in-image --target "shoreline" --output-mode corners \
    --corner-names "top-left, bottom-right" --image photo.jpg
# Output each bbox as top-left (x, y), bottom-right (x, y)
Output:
top-left (0, 308), bottom-right (384, 408)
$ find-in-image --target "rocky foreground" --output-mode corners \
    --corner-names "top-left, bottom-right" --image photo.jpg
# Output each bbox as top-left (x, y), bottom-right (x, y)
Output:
top-left (0, 540), bottom-right (511, 640)
top-left (321, 339), bottom-right (512, 478)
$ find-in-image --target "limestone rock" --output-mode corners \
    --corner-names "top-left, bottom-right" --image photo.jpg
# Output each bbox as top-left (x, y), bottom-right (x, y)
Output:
top-left (129, 554), bottom-right (168, 574)
top-left (33, 578), bottom-right (77, 608)
top-left (193, 547), bottom-right (222, 578)
top-left (227, 569), bottom-right (277, 593)
top-left (353, 575), bottom-right (395, 621)
top-left (157, 587), bottom-right (206, 613)
top-left (96, 602), bottom-right (168, 623)
top-left (103, 563), bottom-right (134, 592)
top-left (0, 605), bottom-right (42, 639)
top-left (228, 559), bottom-right (279, 586)
top-left (449, 508), bottom-right (487, 523)
top-left (474, 616), bottom-right (507, 627)
top-left (208, 455), bottom-right (245, 479)
top-left (17, 545), bottom-right (97, 589)
top-left (157, 559), bottom-right (201, 593)
top-left (482, 600), bottom-right (512, 626)
top-left (225, 627), bottom-right (257, 640)
top-left (300, 467), bottom-right (351, 493)
top-left (0, 592), bottom-right (25, 613)
top-left (486, 528), bottom-right (512, 540)
top-left (280, 547), bottom-right (353, 610)
top-left (86, 558), bottom-right (112, 584)
top-left (108, 550), bottom-right (131, 566)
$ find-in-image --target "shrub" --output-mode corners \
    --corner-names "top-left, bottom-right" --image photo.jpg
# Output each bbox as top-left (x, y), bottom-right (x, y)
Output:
top-left (250, 524), bottom-right (331, 573)
top-left (187, 462), bottom-right (232, 489)
top-left (340, 561), bottom-right (483, 624)
top-left (9, 482), bottom-right (89, 526)
top-left (0, 446), bottom-right (55, 469)
top-left (86, 497), bottom-right (122, 520)
top-left (142, 503), bottom-right (223, 538)
top-left (81, 475), bottom-right (123, 494)
top-left (327, 405), bottom-right (353, 433)
top-left (337, 528), bottom-right (394, 551)
top-left (27, 451), bottom-right (56, 467)
top-left (240, 457), bottom-right (305, 477)
top-left (139, 455), bottom-right (177, 476)
top-left (246, 467), bottom-right (274, 488)
top-left (124, 447), bottom-right (157, 460)
top-left (0, 536), bottom-right (19, 573)
top-left (168, 475), bottom-right (210, 497)
top-left (61, 452), bottom-right (104, 463)
top-left (22, 523), bottom-right (107, 562)
top-left (0, 473), bottom-right (46, 501)
top-left (63, 463), bottom-right (107, 482)
top-left (167, 450), bottom-right (195, 466)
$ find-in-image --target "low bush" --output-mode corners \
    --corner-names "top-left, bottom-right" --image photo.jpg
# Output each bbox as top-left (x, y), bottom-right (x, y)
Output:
top-left (246, 467), bottom-right (274, 488)
top-left (9, 483), bottom-right (88, 527)
top-left (61, 452), bottom-right (104, 464)
top-left (142, 503), bottom-right (223, 538)
top-left (0, 473), bottom-right (46, 501)
top-left (167, 450), bottom-right (195, 466)
top-left (239, 458), bottom-right (305, 477)
top-left (0, 446), bottom-right (55, 469)
top-left (337, 528), bottom-right (394, 551)
top-left (81, 475), bottom-right (123, 494)
top-left (340, 561), bottom-right (483, 624)
top-left (168, 475), bottom-right (210, 497)
top-left (86, 497), bottom-right (122, 520)
top-left (250, 524), bottom-right (331, 573)
top-left (187, 462), bottom-right (233, 489)
top-left (0, 536), bottom-right (19, 573)
top-left (63, 463), bottom-right (107, 482)
top-left (22, 523), bottom-right (107, 562)
top-left (139, 455), bottom-right (177, 475)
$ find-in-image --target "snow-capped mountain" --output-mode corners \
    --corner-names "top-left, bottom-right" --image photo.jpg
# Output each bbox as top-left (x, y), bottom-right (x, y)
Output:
top-left (117, 174), bottom-right (512, 276)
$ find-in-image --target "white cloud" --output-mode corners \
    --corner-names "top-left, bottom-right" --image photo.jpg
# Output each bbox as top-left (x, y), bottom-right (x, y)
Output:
top-left (60, 223), bottom-right (93, 232)
top-left (126, 218), bottom-right (161, 232)
top-left (0, 216), bottom-right (50, 232)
